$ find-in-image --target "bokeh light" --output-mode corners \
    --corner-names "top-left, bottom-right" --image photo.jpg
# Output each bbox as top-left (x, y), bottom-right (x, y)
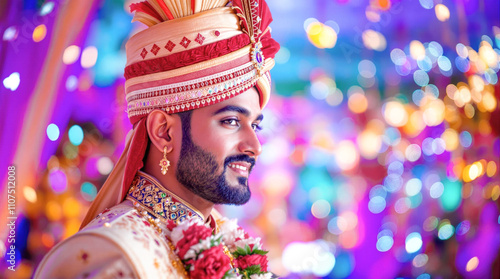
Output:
top-left (405, 178), bottom-right (422, 196)
top-left (410, 40), bottom-right (426, 61)
top-left (97, 157), bottom-right (114, 175)
top-left (306, 22), bottom-right (337, 49)
top-left (456, 220), bottom-right (471, 236)
top-left (68, 125), bottom-right (84, 146)
top-left (3, 26), bottom-right (18, 41)
top-left (368, 196), bottom-right (386, 214)
top-left (282, 241), bottom-right (335, 276)
top-left (391, 48), bottom-right (407, 65)
top-left (63, 45), bottom-right (81, 65)
top-left (419, 0), bottom-right (433, 9)
top-left (422, 98), bottom-right (445, 126)
top-left (81, 46), bottom-right (98, 68)
top-left (376, 235), bottom-right (394, 252)
top-left (23, 186), bottom-right (37, 203)
top-left (362, 29), bottom-right (387, 51)
top-left (414, 70), bottom-right (429, 86)
top-left (423, 216), bottom-right (439, 231)
top-left (40, 2), bottom-right (55, 16)
top-left (311, 199), bottom-right (331, 219)
top-left (383, 101), bottom-right (408, 127)
top-left (348, 93), bottom-right (368, 114)
top-left (3, 72), bottom-right (20, 91)
top-left (440, 179), bottom-right (462, 211)
top-left (66, 75), bottom-right (78, 91)
top-left (435, 4), bottom-right (450, 21)
top-left (358, 60), bottom-right (376, 79)
top-left (357, 130), bottom-right (382, 159)
top-left (405, 144), bottom-right (422, 162)
top-left (32, 24), bottom-right (47, 42)
top-left (437, 222), bottom-right (455, 240)
top-left (48, 169), bottom-right (68, 193)
top-left (81, 182), bottom-right (97, 202)
top-left (413, 253), bottom-right (429, 267)
top-left (46, 124), bottom-right (60, 141)
top-left (430, 182), bottom-right (444, 199)
top-left (466, 257), bottom-right (479, 272)
top-left (405, 232), bottom-right (423, 253)
top-left (335, 141), bottom-right (359, 171)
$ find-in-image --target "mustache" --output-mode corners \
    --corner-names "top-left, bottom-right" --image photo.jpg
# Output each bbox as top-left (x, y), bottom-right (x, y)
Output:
top-left (224, 154), bottom-right (256, 171)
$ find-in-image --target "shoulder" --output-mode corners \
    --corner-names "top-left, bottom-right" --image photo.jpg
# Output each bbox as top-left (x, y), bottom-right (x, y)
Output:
top-left (34, 201), bottom-right (187, 279)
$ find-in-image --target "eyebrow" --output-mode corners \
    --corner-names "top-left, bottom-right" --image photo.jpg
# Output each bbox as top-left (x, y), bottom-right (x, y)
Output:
top-left (213, 105), bottom-right (264, 121)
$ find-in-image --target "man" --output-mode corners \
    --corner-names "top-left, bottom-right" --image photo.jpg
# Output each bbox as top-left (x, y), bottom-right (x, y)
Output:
top-left (34, 0), bottom-right (279, 278)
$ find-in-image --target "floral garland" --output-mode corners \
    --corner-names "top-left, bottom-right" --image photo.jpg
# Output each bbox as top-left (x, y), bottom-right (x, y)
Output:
top-left (165, 217), bottom-right (273, 279)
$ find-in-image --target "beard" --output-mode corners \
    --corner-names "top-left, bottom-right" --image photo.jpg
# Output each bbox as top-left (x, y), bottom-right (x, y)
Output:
top-left (175, 129), bottom-right (255, 205)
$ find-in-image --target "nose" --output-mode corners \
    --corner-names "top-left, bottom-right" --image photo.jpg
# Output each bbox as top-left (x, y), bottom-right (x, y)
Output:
top-left (238, 125), bottom-right (262, 157)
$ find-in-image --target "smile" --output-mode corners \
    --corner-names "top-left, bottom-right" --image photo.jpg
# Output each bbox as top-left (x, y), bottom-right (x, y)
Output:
top-left (229, 163), bottom-right (248, 171)
top-left (228, 162), bottom-right (252, 176)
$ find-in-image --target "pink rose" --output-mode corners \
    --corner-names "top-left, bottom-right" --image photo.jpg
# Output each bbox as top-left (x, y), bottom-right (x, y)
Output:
top-left (236, 254), bottom-right (268, 272)
top-left (189, 245), bottom-right (231, 279)
top-left (176, 224), bottom-right (212, 259)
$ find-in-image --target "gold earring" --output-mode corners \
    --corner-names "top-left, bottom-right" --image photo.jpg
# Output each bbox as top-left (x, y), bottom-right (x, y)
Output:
top-left (159, 146), bottom-right (170, 175)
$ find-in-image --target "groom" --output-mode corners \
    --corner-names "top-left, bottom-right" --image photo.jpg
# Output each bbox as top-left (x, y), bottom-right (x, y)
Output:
top-left (34, 0), bottom-right (279, 278)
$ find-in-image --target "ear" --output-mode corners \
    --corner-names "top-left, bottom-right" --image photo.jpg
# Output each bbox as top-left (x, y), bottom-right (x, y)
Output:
top-left (145, 109), bottom-right (177, 154)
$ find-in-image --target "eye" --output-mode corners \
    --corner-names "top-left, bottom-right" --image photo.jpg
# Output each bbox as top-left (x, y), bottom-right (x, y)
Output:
top-left (221, 118), bottom-right (240, 127)
top-left (252, 123), bottom-right (262, 132)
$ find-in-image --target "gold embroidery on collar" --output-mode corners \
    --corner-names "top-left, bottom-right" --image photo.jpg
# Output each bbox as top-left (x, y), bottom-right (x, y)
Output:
top-left (126, 171), bottom-right (204, 223)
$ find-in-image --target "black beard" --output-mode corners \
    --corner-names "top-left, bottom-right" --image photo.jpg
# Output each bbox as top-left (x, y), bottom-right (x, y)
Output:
top-left (175, 127), bottom-right (255, 205)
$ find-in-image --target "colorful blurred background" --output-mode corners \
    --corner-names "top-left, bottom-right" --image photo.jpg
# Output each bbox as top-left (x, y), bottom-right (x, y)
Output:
top-left (1, 0), bottom-right (499, 278)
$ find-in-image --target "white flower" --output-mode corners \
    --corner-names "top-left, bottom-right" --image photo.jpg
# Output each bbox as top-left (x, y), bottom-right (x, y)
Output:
top-left (184, 248), bottom-right (197, 260)
top-left (225, 273), bottom-right (242, 279)
top-left (219, 218), bottom-right (246, 251)
top-left (218, 218), bottom-right (239, 233)
top-left (234, 236), bottom-right (263, 251)
top-left (183, 235), bottom-right (219, 260)
top-left (250, 273), bottom-right (272, 279)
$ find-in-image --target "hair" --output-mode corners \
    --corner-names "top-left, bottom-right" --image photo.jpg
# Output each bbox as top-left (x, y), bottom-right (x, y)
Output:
top-left (142, 110), bottom-right (192, 166)
top-left (177, 110), bottom-right (193, 142)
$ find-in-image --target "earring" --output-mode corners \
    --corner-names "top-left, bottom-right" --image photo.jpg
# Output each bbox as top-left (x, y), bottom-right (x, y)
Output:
top-left (159, 146), bottom-right (170, 175)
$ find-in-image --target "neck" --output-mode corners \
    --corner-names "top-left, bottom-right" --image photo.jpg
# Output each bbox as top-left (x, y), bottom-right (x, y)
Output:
top-left (142, 159), bottom-right (214, 222)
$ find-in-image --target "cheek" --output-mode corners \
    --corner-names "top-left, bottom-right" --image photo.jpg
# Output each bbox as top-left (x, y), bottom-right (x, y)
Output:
top-left (192, 122), bottom-right (235, 157)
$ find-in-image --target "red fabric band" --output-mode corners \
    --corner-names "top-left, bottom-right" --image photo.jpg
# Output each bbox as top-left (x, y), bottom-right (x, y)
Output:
top-left (125, 55), bottom-right (251, 94)
top-left (122, 118), bottom-right (149, 201)
top-left (124, 34), bottom-right (251, 80)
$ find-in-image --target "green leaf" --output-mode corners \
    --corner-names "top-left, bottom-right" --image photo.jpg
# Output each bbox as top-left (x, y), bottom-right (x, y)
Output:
top-left (242, 265), bottom-right (262, 275)
top-left (245, 244), bottom-right (252, 254)
top-left (233, 246), bottom-right (250, 257)
top-left (251, 249), bottom-right (269, 255)
top-left (221, 269), bottom-right (237, 279)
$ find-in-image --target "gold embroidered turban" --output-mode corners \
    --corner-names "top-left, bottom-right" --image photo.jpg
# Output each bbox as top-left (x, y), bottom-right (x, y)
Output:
top-left (125, 0), bottom-right (280, 122)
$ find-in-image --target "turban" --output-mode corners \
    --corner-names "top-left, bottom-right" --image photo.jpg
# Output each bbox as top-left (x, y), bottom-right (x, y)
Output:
top-left (81, 0), bottom-right (279, 228)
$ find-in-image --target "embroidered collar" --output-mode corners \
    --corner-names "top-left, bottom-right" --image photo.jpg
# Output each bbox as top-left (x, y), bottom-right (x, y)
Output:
top-left (126, 171), bottom-right (204, 224)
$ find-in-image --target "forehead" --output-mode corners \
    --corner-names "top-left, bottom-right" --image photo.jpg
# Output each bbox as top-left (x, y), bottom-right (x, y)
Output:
top-left (193, 87), bottom-right (262, 117)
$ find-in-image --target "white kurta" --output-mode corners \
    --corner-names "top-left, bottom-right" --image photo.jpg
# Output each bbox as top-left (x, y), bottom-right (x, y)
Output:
top-left (34, 200), bottom-right (188, 279)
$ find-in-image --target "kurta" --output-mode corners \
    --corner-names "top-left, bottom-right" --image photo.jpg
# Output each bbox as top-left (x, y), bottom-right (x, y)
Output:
top-left (34, 171), bottom-right (222, 279)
